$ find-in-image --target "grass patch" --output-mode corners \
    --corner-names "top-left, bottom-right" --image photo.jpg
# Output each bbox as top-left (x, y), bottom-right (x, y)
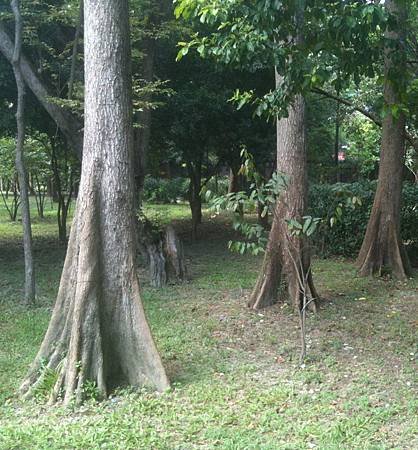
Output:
top-left (0, 200), bottom-right (417, 449)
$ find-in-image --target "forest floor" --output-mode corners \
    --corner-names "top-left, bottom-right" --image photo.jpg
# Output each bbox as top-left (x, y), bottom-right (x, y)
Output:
top-left (0, 202), bottom-right (417, 449)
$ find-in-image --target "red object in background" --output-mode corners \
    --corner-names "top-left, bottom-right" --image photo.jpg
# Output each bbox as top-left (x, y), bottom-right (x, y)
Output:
top-left (338, 151), bottom-right (346, 162)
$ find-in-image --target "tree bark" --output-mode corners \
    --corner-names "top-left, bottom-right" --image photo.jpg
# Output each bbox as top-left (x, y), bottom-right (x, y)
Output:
top-left (248, 93), bottom-right (318, 310)
top-left (248, 217), bottom-right (282, 309)
top-left (138, 218), bottom-right (187, 287)
top-left (228, 167), bottom-right (240, 194)
top-left (187, 161), bottom-right (202, 239)
top-left (11, 0), bottom-right (35, 304)
top-left (356, 0), bottom-right (411, 280)
top-left (164, 225), bottom-right (186, 281)
top-left (0, 22), bottom-right (83, 158)
top-left (20, 0), bottom-right (169, 405)
top-left (249, 2), bottom-right (318, 311)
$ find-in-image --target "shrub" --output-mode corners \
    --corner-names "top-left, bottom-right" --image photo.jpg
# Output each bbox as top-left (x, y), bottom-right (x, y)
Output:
top-left (200, 175), bottom-right (229, 198)
top-left (143, 175), bottom-right (230, 204)
top-left (308, 181), bottom-right (418, 258)
top-left (143, 176), bottom-right (189, 203)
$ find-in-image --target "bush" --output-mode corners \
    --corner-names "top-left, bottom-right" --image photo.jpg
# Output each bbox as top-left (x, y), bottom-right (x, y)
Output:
top-left (143, 175), bottom-right (230, 204)
top-left (143, 176), bottom-right (189, 203)
top-left (200, 175), bottom-right (229, 198)
top-left (308, 181), bottom-right (418, 258)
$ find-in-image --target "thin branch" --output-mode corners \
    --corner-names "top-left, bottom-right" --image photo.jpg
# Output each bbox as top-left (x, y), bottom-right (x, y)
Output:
top-left (68, 0), bottom-right (83, 100)
top-left (311, 87), bottom-right (418, 150)
top-left (311, 87), bottom-right (382, 126)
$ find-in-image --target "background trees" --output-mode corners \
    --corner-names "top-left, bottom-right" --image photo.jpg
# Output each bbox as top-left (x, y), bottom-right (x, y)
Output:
top-left (175, 0), bottom-right (418, 281)
top-left (0, 0), bottom-right (417, 409)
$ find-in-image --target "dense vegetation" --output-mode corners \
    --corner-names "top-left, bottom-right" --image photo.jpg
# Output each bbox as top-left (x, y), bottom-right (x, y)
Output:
top-left (0, 0), bottom-right (417, 448)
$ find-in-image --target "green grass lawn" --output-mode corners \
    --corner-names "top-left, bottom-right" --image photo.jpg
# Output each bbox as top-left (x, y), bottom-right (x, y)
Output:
top-left (0, 199), bottom-right (417, 449)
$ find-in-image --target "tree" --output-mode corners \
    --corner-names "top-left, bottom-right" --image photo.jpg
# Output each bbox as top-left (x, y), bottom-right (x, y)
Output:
top-left (20, 0), bottom-right (169, 404)
top-left (10, 0), bottom-right (35, 304)
top-left (248, 90), bottom-right (318, 309)
top-left (131, 0), bottom-right (172, 199)
top-left (176, 0), bottom-right (323, 309)
top-left (0, 136), bottom-right (20, 221)
top-left (0, 20), bottom-right (83, 158)
top-left (248, 4), bottom-right (319, 310)
top-left (356, 0), bottom-right (411, 279)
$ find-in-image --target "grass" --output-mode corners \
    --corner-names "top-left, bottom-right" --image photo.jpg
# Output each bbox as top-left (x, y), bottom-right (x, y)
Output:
top-left (0, 199), bottom-right (417, 449)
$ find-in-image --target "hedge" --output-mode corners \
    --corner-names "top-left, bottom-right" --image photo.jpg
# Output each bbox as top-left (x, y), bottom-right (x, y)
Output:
top-left (308, 181), bottom-right (418, 260)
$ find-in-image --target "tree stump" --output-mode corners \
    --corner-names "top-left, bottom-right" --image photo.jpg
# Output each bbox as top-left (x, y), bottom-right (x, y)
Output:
top-left (138, 217), bottom-right (187, 287)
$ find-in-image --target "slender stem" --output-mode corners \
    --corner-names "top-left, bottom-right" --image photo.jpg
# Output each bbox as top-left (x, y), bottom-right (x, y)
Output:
top-left (11, 0), bottom-right (35, 303)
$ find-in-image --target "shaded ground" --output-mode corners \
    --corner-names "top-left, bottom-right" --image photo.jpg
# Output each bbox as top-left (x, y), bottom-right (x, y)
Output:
top-left (0, 203), bottom-right (417, 449)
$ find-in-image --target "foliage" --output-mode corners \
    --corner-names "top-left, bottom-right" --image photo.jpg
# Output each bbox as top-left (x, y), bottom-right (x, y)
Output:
top-left (286, 216), bottom-right (321, 238)
top-left (306, 94), bottom-right (336, 181)
top-left (205, 175), bottom-right (417, 261)
top-left (200, 175), bottom-right (229, 198)
top-left (342, 112), bottom-right (381, 177)
top-left (208, 170), bottom-right (288, 255)
top-left (175, 0), bottom-right (386, 119)
top-left (0, 137), bottom-right (20, 221)
top-left (142, 176), bottom-right (189, 204)
top-left (0, 137), bottom-right (16, 181)
top-left (309, 182), bottom-right (418, 257)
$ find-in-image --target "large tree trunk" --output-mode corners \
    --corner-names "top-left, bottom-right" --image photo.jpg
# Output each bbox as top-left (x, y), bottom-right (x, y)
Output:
top-left (248, 219), bottom-right (282, 309)
top-left (249, 3), bottom-right (318, 311)
top-left (20, 0), bottom-right (169, 405)
top-left (248, 91), bottom-right (318, 310)
top-left (11, 0), bottom-right (35, 304)
top-left (356, 0), bottom-right (411, 280)
top-left (0, 22), bottom-right (83, 158)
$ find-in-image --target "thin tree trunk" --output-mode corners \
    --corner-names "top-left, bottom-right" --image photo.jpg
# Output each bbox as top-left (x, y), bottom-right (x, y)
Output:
top-left (33, 174), bottom-right (46, 218)
top-left (51, 142), bottom-right (74, 243)
top-left (134, 35), bottom-right (156, 201)
top-left (228, 167), bottom-right (240, 194)
top-left (228, 166), bottom-right (244, 217)
top-left (20, 0), bottom-right (169, 405)
top-left (67, 0), bottom-right (83, 101)
top-left (11, 0), bottom-right (35, 304)
top-left (0, 178), bottom-right (20, 221)
top-left (187, 161), bottom-right (202, 239)
top-left (334, 93), bottom-right (341, 183)
top-left (5, 179), bottom-right (10, 199)
top-left (257, 201), bottom-right (269, 229)
top-left (356, 0), bottom-right (411, 280)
